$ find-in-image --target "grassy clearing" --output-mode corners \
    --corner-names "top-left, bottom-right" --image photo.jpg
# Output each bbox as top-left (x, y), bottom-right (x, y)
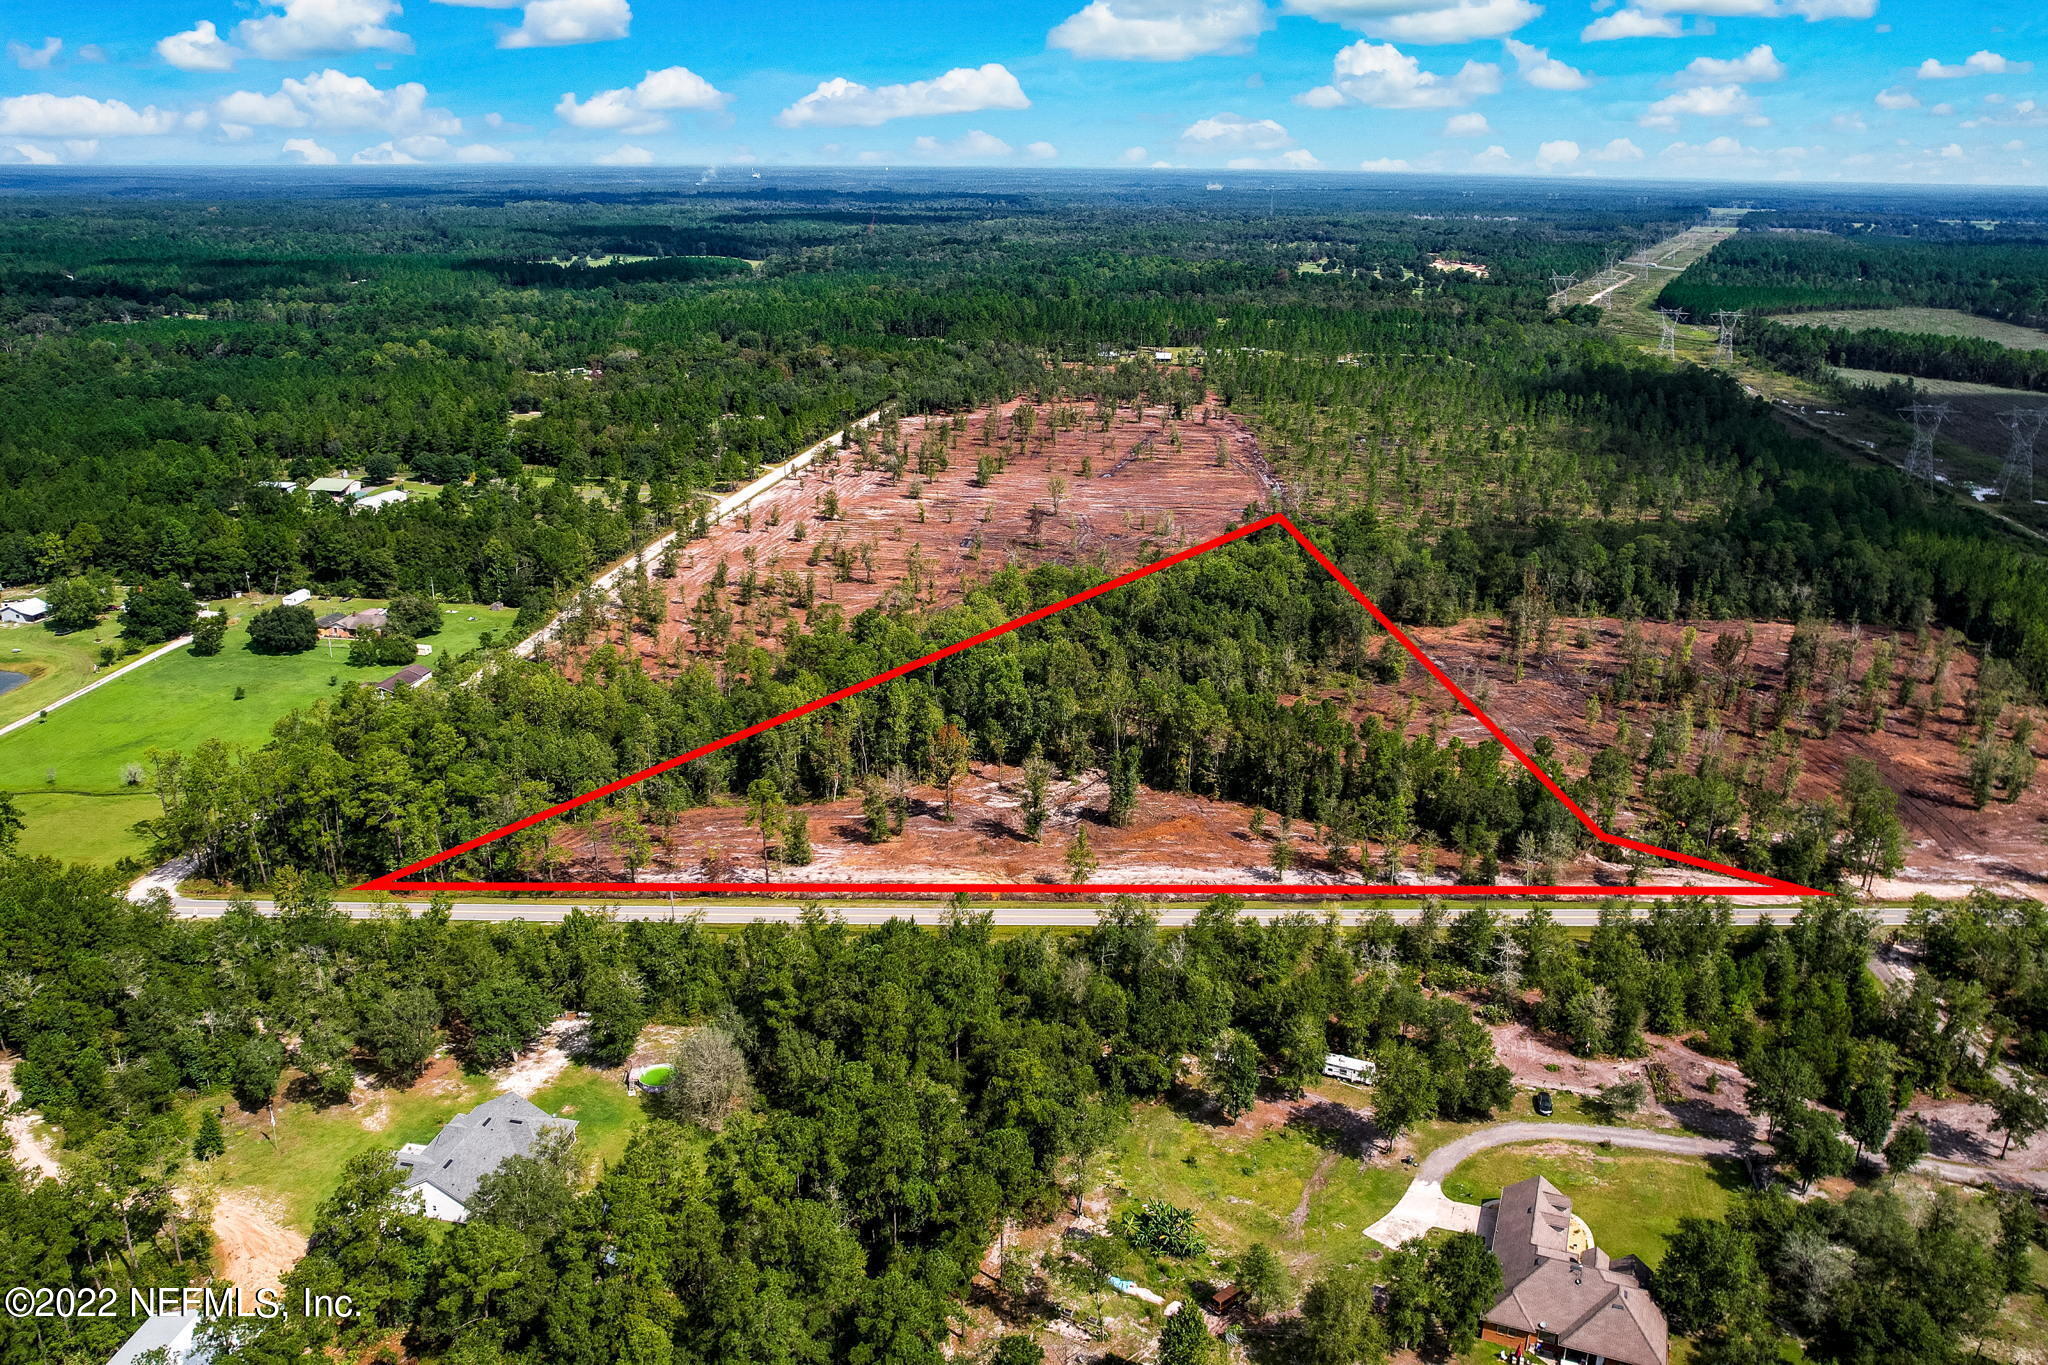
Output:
top-left (1439, 1142), bottom-right (1743, 1268)
top-left (1772, 307), bottom-right (2048, 352)
top-left (0, 598), bottom-right (516, 865)
top-left (191, 1063), bottom-right (640, 1233)
top-left (0, 624), bottom-right (101, 728)
top-left (529, 1067), bottom-right (656, 1171)
top-left (1094, 1095), bottom-right (1412, 1283)
top-left (10, 791), bottom-right (161, 865)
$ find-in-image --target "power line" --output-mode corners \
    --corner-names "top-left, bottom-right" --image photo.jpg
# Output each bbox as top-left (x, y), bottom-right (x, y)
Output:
top-left (1711, 309), bottom-right (1742, 364)
top-left (1656, 306), bottom-right (1686, 358)
top-left (1900, 401), bottom-right (1952, 486)
top-left (1997, 405), bottom-right (2048, 502)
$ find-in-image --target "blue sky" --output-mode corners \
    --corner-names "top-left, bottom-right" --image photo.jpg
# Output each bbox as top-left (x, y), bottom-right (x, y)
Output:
top-left (1, 0), bottom-right (2045, 182)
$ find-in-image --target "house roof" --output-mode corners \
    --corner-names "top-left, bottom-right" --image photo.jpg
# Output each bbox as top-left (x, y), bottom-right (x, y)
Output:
top-left (307, 476), bottom-right (359, 492)
top-left (375, 662), bottom-right (434, 691)
top-left (394, 1093), bottom-right (575, 1209)
top-left (1485, 1176), bottom-right (1668, 1365)
top-left (4, 597), bottom-right (49, 616)
top-left (109, 1313), bottom-right (210, 1365)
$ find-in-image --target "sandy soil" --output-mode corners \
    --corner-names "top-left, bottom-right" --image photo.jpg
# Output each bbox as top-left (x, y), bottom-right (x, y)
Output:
top-left (560, 397), bottom-right (1275, 677)
top-left (558, 760), bottom-right (1704, 889)
top-left (210, 1192), bottom-right (307, 1294)
top-left (496, 1017), bottom-right (587, 1096)
top-left (1395, 617), bottom-right (2047, 897)
top-left (0, 1059), bottom-right (62, 1181)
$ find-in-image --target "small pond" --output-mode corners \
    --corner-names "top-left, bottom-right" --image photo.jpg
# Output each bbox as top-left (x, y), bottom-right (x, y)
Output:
top-left (0, 670), bottom-right (28, 698)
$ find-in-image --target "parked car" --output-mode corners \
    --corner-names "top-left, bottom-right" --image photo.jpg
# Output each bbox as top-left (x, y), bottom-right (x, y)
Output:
top-left (1533, 1090), bottom-right (1554, 1116)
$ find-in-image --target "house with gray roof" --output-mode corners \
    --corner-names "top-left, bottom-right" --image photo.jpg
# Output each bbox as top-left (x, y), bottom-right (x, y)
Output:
top-left (1478, 1175), bottom-right (1668, 1365)
top-left (392, 1093), bottom-right (576, 1223)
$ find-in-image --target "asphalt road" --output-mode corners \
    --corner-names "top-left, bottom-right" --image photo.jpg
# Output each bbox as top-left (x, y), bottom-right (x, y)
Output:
top-left (160, 895), bottom-right (1910, 927)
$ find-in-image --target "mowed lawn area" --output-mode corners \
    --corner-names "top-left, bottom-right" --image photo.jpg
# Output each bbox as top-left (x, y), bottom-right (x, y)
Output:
top-left (1770, 306), bottom-right (2048, 351)
top-left (1440, 1141), bottom-right (1744, 1268)
top-left (0, 598), bottom-right (516, 865)
top-left (193, 1062), bottom-right (653, 1233)
top-left (0, 622), bottom-right (101, 728)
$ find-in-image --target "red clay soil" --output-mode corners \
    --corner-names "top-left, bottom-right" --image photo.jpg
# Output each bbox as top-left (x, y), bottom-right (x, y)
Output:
top-left (1386, 617), bottom-right (2047, 898)
top-left (562, 397), bottom-right (1276, 678)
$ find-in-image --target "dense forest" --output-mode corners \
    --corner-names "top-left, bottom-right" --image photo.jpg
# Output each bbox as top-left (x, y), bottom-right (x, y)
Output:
top-left (4, 855), bottom-right (2042, 1365)
top-left (1659, 229), bottom-right (2048, 325)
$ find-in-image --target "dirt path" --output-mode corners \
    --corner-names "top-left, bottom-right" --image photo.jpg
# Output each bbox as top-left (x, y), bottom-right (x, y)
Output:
top-left (0, 1059), bottom-right (62, 1181)
top-left (1289, 1150), bottom-right (1340, 1236)
top-left (211, 1192), bottom-right (306, 1294)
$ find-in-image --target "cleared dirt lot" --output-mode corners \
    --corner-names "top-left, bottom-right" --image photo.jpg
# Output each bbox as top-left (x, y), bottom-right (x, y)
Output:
top-left (564, 397), bottom-right (1275, 677)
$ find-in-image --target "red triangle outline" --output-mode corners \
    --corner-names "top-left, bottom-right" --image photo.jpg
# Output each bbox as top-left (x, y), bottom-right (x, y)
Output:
top-left (360, 514), bottom-right (1826, 898)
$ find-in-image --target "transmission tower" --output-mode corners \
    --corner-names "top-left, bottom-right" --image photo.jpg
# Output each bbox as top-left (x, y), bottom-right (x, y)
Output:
top-left (1900, 401), bottom-right (1952, 486)
top-left (1711, 309), bottom-right (1742, 363)
top-left (1996, 405), bottom-right (2048, 501)
top-left (1548, 272), bottom-right (1578, 299)
top-left (1656, 307), bottom-right (1685, 358)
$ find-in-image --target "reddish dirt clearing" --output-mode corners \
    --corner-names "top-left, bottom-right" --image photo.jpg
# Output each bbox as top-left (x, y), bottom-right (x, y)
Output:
top-left (561, 397), bottom-right (1275, 677)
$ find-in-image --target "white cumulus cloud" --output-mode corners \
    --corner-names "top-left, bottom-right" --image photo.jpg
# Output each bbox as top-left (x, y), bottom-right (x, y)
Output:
top-left (1048, 0), bottom-right (1270, 60)
top-left (1443, 111), bottom-right (1490, 136)
top-left (556, 67), bottom-right (729, 132)
top-left (596, 143), bottom-right (653, 165)
top-left (1640, 83), bottom-right (1764, 129)
top-left (499, 0), bottom-right (632, 48)
top-left (1286, 0), bottom-right (1538, 44)
top-left (8, 38), bottom-right (62, 70)
top-left (1874, 87), bottom-right (1920, 110)
top-left (233, 0), bottom-right (412, 60)
top-left (281, 136), bottom-right (336, 162)
top-left (1300, 40), bottom-right (1501, 109)
top-left (157, 20), bottom-right (241, 71)
top-left (3, 141), bottom-right (62, 164)
top-left (216, 70), bottom-right (460, 135)
top-left (1918, 51), bottom-right (2030, 80)
top-left (778, 63), bottom-right (1028, 128)
top-left (1025, 140), bottom-right (1058, 158)
top-left (1181, 111), bottom-right (1295, 151)
top-left (1359, 155), bottom-right (1412, 170)
top-left (1676, 44), bottom-right (1784, 85)
top-left (1227, 148), bottom-right (1322, 169)
top-left (1582, 9), bottom-right (1688, 40)
top-left (1590, 136), bottom-right (1644, 160)
top-left (1505, 39), bottom-right (1591, 90)
top-left (0, 93), bottom-right (187, 138)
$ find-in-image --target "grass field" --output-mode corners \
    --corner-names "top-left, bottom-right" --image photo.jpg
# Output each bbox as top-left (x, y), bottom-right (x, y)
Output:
top-left (194, 1061), bottom-right (651, 1233)
top-left (10, 791), bottom-right (162, 865)
top-left (0, 597), bottom-right (516, 865)
top-left (1440, 1141), bottom-right (1744, 1268)
top-left (0, 623), bottom-right (101, 728)
top-left (1772, 307), bottom-right (2048, 351)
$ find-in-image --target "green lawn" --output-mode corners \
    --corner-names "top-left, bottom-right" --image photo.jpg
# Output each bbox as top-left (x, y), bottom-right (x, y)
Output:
top-left (1094, 1094), bottom-right (1414, 1283)
top-left (1771, 306), bottom-right (2048, 351)
top-left (0, 623), bottom-right (101, 728)
top-left (190, 1062), bottom-right (636, 1234)
top-left (530, 1068), bottom-right (658, 1171)
top-left (10, 791), bottom-right (162, 866)
top-left (1440, 1142), bottom-right (1744, 1268)
top-left (0, 597), bottom-right (516, 865)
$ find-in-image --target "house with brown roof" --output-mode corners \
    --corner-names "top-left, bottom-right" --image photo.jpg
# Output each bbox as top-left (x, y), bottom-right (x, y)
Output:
top-left (375, 662), bottom-right (433, 694)
top-left (1479, 1176), bottom-right (1668, 1365)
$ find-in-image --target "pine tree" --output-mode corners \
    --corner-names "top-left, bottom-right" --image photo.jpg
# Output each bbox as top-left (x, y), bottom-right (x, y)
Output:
top-left (1064, 826), bottom-right (1097, 884)
top-left (1107, 748), bottom-right (1138, 827)
top-left (782, 810), bottom-right (813, 866)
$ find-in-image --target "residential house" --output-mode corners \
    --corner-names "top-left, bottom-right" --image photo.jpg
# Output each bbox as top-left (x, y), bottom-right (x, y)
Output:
top-left (306, 476), bottom-right (362, 500)
top-left (393, 1093), bottom-right (577, 1222)
top-left (0, 597), bottom-right (50, 624)
top-left (1321, 1053), bottom-right (1375, 1085)
top-left (108, 1312), bottom-right (211, 1365)
top-left (317, 607), bottom-right (388, 640)
top-left (375, 662), bottom-right (433, 694)
top-left (1479, 1176), bottom-right (1668, 1365)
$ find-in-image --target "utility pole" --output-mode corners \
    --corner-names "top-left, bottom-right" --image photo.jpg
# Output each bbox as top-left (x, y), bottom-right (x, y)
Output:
top-left (1711, 309), bottom-right (1742, 364)
top-left (1900, 401), bottom-right (1952, 486)
top-left (1996, 405), bottom-right (2048, 501)
top-left (1656, 307), bottom-right (1685, 358)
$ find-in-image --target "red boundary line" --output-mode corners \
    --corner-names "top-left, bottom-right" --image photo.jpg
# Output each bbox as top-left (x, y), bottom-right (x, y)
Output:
top-left (360, 515), bottom-right (1826, 899)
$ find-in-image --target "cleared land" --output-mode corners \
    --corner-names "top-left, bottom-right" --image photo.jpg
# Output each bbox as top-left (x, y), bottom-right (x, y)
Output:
top-left (0, 623), bottom-right (99, 728)
top-left (1439, 1142), bottom-right (1742, 1267)
top-left (558, 397), bottom-right (1275, 677)
top-left (0, 597), bottom-right (516, 865)
top-left (1773, 306), bottom-right (2048, 351)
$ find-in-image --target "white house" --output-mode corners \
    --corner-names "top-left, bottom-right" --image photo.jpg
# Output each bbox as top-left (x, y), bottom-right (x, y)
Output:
top-left (352, 487), bottom-right (409, 513)
top-left (0, 597), bottom-right (50, 624)
top-left (279, 589), bottom-right (313, 608)
top-left (1321, 1053), bottom-right (1376, 1085)
top-left (108, 1312), bottom-right (210, 1365)
top-left (394, 1093), bottom-right (577, 1223)
top-left (306, 476), bottom-right (361, 500)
